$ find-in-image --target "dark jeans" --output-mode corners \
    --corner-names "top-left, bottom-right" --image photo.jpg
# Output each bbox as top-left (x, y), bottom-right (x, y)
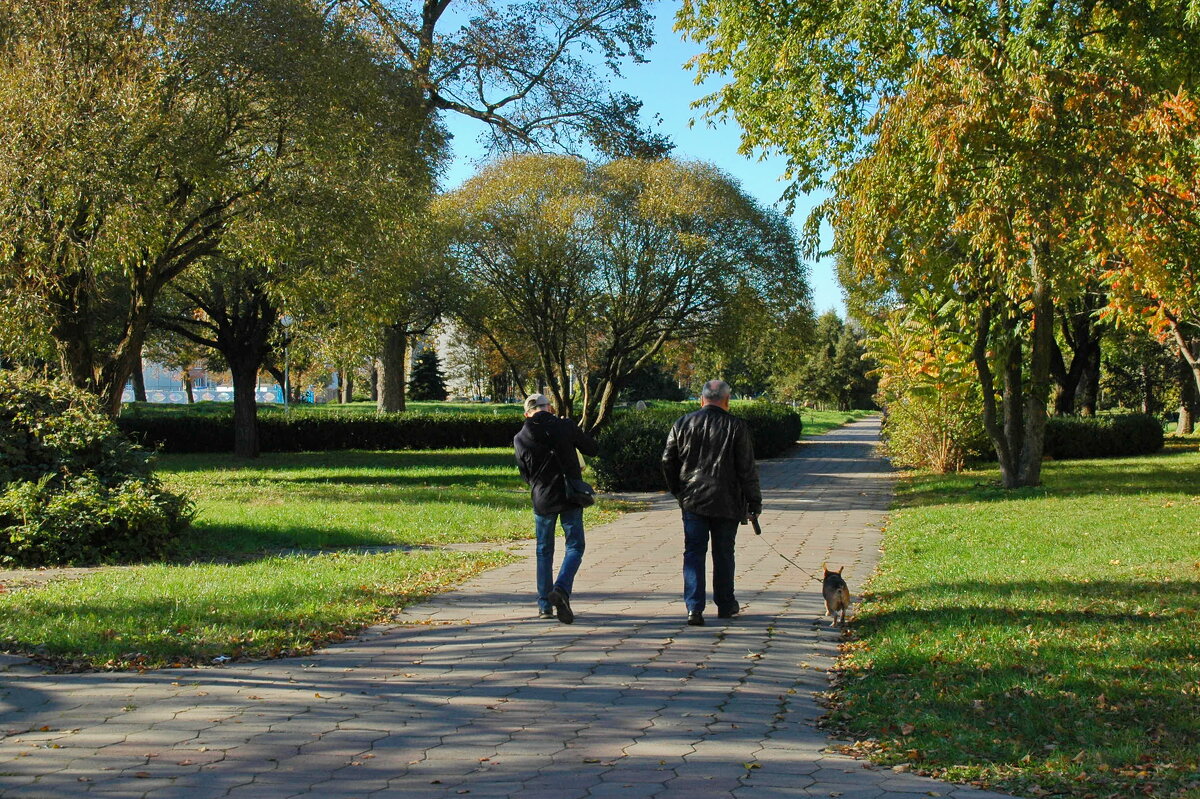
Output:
top-left (534, 506), bottom-right (585, 613)
top-left (682, 510), bottom-right (739, 615)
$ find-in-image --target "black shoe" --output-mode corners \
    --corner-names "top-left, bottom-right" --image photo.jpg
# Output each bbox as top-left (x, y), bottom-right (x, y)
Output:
top-left (538, 610), bottom-right (555, 620)
top-left (687, 611), bottom-right (705, 626)
top-left (547, 589), bottom-right (574, 624)
top-left (717, 607), bottom-right (740, 619)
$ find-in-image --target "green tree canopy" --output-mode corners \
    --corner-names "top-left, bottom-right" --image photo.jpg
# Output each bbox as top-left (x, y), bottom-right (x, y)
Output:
top-left (678, 0), bottom-right (1200, 485)
top-left (438, 154), bottom-right (811, 430)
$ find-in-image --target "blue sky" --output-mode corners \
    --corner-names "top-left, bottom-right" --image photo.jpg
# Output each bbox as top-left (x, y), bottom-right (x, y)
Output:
top-left (439, 2), bottom-right (845, 317)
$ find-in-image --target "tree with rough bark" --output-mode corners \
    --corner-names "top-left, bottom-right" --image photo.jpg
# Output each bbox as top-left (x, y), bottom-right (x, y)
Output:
top-left (0, 0), bottom-right (377, 414)
top-left (438, 154), bottom-right (809, 431)
top-left (148, 0), bottom-right (438, 456)
top-left (678, 0), bottom-right (1200, 486)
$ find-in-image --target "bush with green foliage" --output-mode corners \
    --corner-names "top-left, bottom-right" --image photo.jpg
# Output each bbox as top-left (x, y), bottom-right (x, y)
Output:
top-left (0, 374), bottom-right (192, 566)
top-left (119, 410), bottom-right (523, 453)
top-left (592, 403), bottom-right (802, 491)
top-left (1043, 413), bottom-right (1164, 460)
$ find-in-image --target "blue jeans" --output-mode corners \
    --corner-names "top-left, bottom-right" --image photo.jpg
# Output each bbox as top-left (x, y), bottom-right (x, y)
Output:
top-left (534, 506), bottom-right (585, 612)
top-left (682, 511), bottom-right (739, 615)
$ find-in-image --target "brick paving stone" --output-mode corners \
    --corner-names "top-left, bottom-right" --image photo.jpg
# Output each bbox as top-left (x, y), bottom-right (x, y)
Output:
top-left (0, 419), bottom-right (1023, 799)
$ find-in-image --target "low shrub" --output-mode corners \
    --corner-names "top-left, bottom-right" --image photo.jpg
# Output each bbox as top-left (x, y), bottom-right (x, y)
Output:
top-left (0, 474), bottom-right (191, 566)
top-left (119, 410), bottom-right (523, 453)
top-left (1043, 413), bottom-right (1164, 460)
top-left (592, 403), bottom-right (802, 491)
top-left (0, 374), bottom-right (192, 566)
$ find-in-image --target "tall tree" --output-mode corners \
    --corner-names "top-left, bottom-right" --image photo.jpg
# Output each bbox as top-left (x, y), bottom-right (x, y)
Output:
top-left (438, 154), bottom-right (810, 430)
top-left (0, 0), bottom-right (368, 413)
top-left (151, 0), bottom-right (438, 456)
top-left (679, 0), bottom-right (1200, 486)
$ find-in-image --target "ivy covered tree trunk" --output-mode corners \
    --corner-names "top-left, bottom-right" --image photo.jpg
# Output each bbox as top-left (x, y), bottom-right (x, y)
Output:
top-left (377, 325), bottom-right (407, 413)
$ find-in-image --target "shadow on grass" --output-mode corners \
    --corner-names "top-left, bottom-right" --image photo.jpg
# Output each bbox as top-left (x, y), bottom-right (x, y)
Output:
top-left (864, 577), bottom-right (1200, 609)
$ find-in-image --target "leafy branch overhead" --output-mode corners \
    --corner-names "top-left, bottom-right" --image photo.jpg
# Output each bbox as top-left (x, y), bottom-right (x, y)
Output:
top-left (340, 0), bottom-right (671, 156)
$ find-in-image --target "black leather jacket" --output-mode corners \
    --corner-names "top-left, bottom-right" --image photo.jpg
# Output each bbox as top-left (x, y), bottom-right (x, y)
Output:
top-left (514, 411), bottom-right (599, 515)
top-left (662, 404), bottom-right (762, 520)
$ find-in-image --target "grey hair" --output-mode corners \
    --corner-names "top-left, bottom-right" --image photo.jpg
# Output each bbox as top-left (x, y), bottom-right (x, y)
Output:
top-left (700, 379), bottom-right (732, 402)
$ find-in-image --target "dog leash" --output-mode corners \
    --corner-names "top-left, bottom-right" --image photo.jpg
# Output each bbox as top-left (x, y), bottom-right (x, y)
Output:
top-left (745, 516), bottom-right (824, 583)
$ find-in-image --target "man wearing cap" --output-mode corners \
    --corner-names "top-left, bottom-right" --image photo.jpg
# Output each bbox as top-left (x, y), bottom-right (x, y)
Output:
top-left (662, 379), bottom-right (762, 626)
top-left (514, 393), bottom-right (599, 623)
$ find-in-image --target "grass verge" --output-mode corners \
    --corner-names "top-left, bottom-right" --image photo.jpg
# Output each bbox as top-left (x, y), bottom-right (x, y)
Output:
top-left (0, 550), bottom-right (513, 670)
top-left (830, 444), bottom-right (1200, 798)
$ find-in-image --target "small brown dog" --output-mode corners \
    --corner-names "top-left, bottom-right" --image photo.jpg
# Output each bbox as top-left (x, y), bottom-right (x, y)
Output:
top-left (822, 564), bottom-right (851, 627)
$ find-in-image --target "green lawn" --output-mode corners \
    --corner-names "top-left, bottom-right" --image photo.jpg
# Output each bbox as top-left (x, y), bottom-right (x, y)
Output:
top-left (157, 448), bottom-right (619, 555)
top-left (0, 550), bottom-right (511, 669)
top-left (831, 442), bottom-right (1200, 799)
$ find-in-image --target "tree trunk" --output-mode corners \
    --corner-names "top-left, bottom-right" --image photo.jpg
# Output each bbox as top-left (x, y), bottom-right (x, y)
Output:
top-left (377, 325), bottom-right (407, 413)
top-left (1078, 337), bottom-right (1101, 416)
top-left (1178, 358), bottom-right (1197, 435)
top-left (338, 369), bottom-right (354, 403)
top-left (370, 364), bottom-right (379, 402)
top-left (229, 357), bottom-right (260, 459)
top-left (1141, 363), bottom-right (1154, 414)
top-left (973, 303), bottom-right (1018, 487)
top-left (1017, 269), bottom-right (1055, 488)
top-left (132, 348), bottom-right (147, 402)
top-left (183, 370), bottom-right (195, 404)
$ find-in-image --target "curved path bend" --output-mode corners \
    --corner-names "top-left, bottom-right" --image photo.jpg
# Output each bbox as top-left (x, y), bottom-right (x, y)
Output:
top-left (0, 417), bottom-right (1017, 799)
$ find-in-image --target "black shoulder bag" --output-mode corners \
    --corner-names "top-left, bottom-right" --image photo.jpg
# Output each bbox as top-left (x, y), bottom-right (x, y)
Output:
top-left (547, 439), bottom-right (595, 508)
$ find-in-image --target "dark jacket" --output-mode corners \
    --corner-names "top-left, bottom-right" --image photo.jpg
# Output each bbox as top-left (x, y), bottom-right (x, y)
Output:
top-left (662, 404), bottom-right (762, 520)
top-left (514, 411), bottom-right (599, 515)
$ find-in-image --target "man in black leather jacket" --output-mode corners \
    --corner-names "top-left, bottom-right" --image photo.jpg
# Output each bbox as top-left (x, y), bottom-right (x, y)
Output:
top-left (661, 379), bottom-right (762, 626)
top-left (514, 393), bottom-right (599, 624)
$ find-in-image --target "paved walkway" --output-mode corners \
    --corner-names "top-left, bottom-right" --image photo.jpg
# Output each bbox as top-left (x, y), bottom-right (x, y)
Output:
top-left (0, 418), bottom-right (1018, 799)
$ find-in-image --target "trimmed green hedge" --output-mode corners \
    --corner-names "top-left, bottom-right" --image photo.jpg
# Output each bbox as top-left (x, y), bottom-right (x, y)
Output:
top-left (1043, 413), bottom-right (1164, 460)
top-left (118, 411), bottom-right (523, 453)
top-left (592, 403), bottom-right (803, 491)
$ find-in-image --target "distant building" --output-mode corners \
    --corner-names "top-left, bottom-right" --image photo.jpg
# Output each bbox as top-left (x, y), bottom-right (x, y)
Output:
top-left (123, 362), bottom-right (284, 405)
